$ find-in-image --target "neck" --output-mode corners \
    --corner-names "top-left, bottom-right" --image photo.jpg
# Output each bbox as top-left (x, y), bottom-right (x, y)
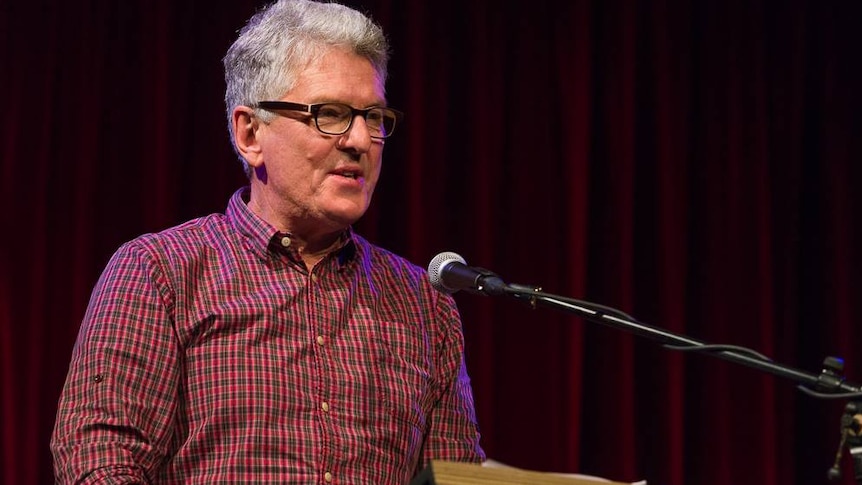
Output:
top-left (246, 188), bottom-right (346, 270)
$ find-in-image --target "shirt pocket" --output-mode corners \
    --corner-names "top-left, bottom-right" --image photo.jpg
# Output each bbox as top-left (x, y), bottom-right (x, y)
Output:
top-left (373, 320), bottom-right (433, 430)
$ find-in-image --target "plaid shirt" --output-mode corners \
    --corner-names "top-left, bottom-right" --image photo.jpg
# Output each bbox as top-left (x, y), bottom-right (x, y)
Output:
top-left (51, 188), bottom-right (485, 484)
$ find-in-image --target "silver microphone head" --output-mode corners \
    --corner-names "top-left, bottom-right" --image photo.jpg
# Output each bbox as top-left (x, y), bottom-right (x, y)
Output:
top-left (427, 251), bottom-right (467, 293)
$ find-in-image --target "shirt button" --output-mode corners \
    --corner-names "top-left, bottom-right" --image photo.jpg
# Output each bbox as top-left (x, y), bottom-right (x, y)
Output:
top-left (321, 402), bottom-right (330, 412)
top-left (316, 335), bottom-right (325, 346)
top-left (324, 472), bottom-right (333, 482)
top-left (280, 236), bottom-right (291, 247)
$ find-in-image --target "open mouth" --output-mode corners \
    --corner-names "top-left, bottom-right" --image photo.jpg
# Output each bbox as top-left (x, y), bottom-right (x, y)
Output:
top-left (332, 168), bottom-right (362, 180)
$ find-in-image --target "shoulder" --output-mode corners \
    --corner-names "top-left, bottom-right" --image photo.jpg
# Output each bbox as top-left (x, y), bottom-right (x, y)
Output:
top-left (351, 234), bottom-right (458, 311)
top-left (353, 234), bottom-right (427, 285)
top-left (102, 213), bottom-right (234, 285)
top-left (122, 213), bottom-right (230, 263)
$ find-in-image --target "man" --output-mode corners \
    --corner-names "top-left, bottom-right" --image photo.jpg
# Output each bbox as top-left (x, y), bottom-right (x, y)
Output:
top-left (50, 1), bottom-right (485, 483)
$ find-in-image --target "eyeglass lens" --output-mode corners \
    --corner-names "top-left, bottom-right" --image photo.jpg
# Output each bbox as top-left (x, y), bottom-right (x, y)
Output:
top-left (316, 104), bottom-right (397, 138)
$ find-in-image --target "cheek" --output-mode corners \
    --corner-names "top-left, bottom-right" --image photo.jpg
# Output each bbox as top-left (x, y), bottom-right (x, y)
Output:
top-left (277, 147), bottom-right (327, 181)
top-left (368, 152), bottom-right (384, 180)
top-left (369, 162), bottom-right (383, 182)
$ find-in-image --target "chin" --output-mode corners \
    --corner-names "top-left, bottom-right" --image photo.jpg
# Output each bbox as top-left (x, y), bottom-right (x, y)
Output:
top-left (319, 195), bottom-right (371, 225)
top-left (326, 207), bottom-right (367, 227)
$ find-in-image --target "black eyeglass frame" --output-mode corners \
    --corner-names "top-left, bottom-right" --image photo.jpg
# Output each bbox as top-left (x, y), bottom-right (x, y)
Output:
top-left (255, 101), bottom-right (403, 139)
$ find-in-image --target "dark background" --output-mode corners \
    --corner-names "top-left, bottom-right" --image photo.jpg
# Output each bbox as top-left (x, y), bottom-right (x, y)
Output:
top-left (2, 1), bottom-right (861, 484)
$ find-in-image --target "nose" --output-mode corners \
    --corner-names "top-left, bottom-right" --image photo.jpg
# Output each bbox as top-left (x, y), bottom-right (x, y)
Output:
top-left (338, 115), bottom-right (374, 153)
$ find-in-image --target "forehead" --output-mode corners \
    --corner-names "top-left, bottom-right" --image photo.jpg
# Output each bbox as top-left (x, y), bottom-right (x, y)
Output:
top-left (287, 48), bottom-right (385, 104)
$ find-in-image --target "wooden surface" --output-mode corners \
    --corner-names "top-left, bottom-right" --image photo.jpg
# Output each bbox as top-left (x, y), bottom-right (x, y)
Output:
top-left (411, 460), bottom-right (634, 485)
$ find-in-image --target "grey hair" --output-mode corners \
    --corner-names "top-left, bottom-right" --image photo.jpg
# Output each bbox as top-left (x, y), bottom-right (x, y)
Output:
top-left (223, 0), bottom-right (390, 177)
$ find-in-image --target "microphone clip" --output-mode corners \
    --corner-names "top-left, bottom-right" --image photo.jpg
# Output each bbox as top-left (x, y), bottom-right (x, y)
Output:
top-left (507, 283), bottom-right (543, 309)
top-left (467, 267), bottom-right (508, 296)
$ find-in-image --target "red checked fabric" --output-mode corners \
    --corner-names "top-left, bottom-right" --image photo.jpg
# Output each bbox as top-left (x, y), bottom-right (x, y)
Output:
top-left (51, 187), bottom-right (485, 484)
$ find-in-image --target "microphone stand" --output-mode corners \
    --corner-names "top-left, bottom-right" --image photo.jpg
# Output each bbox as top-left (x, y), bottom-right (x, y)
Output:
top-left (493, 282), bottom-right (862, 481)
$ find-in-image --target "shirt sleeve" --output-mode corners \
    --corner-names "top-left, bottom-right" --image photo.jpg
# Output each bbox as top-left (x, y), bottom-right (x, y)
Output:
top-left (419, 293), bottom-right (486, 466)
top-left (51, 240), bottom-right (180, 484)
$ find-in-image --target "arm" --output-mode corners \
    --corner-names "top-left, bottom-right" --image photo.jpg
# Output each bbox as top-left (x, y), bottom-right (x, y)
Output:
top-left (51, 240), bottom-right (180, 484)
top-left (420, 294), bottom-right (486, 464)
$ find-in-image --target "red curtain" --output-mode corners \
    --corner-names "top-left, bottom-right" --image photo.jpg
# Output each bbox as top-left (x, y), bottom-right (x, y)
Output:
top-left (2, 1), bottom-right (860, 484)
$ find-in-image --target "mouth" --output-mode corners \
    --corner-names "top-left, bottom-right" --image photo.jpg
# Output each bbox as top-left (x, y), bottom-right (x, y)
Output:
top-left (330, 167), bottom-right (363, 180)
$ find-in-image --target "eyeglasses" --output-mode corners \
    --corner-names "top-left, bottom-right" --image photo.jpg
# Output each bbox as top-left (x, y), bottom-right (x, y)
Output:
top-left (255, 101), bottom-right (403, 139)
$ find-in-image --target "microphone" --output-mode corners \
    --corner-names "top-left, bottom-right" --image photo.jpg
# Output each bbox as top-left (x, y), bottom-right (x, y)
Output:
top-left (427, 252), bottom-right (508, 296)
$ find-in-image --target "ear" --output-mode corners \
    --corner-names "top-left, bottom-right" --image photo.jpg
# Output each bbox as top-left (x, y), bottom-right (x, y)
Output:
top-left (232, 106), bottom-right (264, 169)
